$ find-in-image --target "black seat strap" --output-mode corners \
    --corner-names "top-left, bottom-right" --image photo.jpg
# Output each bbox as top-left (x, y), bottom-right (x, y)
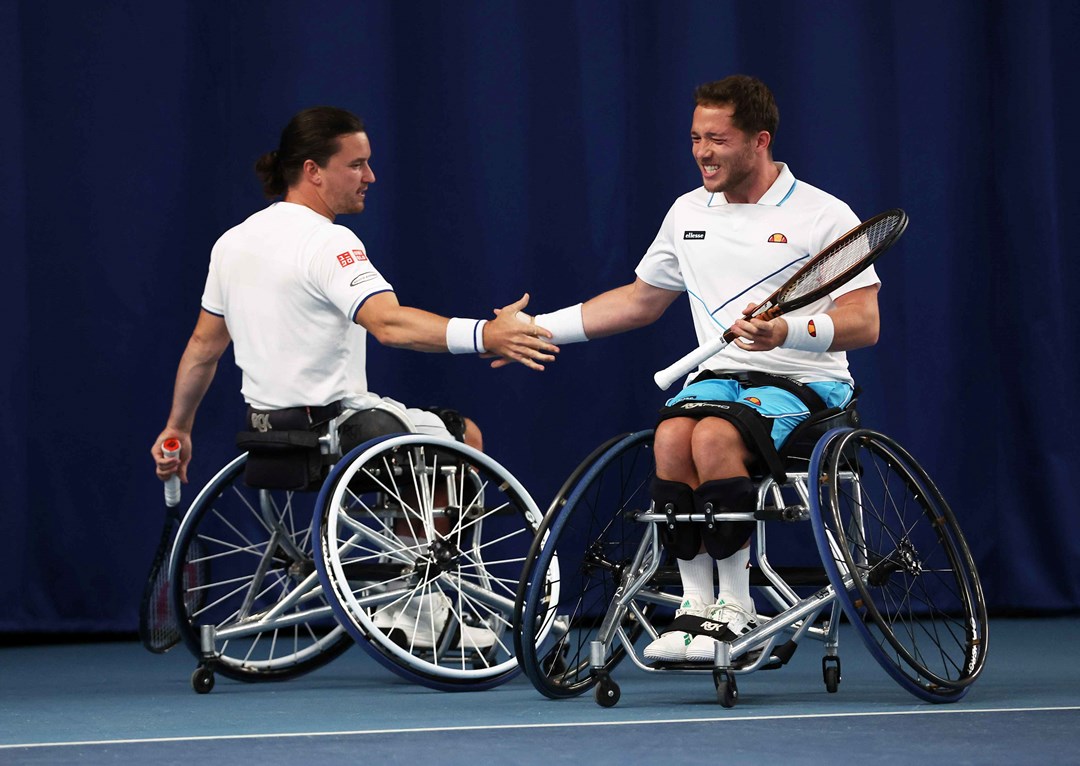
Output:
top-left (691, 370), bottom-right (828, 414)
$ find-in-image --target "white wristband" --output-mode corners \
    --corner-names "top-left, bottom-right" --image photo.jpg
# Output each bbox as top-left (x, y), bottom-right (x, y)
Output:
top-left (530, 304), bottom-right (588, 345)
top-left (446, 317), bottom-right (488, 354)
top-left (780, 313), bottom-right (834, 352)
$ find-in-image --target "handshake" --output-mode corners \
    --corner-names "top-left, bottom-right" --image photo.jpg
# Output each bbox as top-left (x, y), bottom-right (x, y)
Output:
top-left (480, 293), bottom-right (587, 371)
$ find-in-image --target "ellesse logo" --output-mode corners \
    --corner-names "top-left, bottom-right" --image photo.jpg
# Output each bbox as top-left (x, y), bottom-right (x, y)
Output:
top-left (683, 231), bottom-right (706, 240)
top-left (807, 319), bottom-right (818, 337)
top-left (767, 233), bottom-right (788, 243)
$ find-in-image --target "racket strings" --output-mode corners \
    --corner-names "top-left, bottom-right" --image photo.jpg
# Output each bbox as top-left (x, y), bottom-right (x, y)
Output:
top-left (779, 214), bottom-right (902, 304)
top-left (143, 541), bottom-right (208, 653)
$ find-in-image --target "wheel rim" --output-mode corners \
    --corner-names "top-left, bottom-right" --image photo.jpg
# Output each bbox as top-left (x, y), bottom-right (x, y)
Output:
top-left (315, 435), bottom-right (543, 689)
top-left (810, 429), bottom-right (988, 701)
top-left (518, 430), bottom-right (657, 698)
top-left (171, 454), bottom-right (350, 681)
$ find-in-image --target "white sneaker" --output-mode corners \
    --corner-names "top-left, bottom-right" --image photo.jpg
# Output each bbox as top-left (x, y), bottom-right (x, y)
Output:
top-left (369, 587), bottom-right (398, 629)
top-left (643, 596), bottom-right (707, 662)
top-left (372, 602), bottom-right (399, 630)
top-left (457, 622), bottom-right (498, 651)
top-left (685, 599), bottom-right (759, 662)
top-left (389, 592), bottom-right (451, 648)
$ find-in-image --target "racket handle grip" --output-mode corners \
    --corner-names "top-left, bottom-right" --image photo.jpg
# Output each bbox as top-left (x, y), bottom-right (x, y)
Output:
top-left (653, 332), bottom-right (732, 390)
top-left (162, 439), bottom-right (182, 508)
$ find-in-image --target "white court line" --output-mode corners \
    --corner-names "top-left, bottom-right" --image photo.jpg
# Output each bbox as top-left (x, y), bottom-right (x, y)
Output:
top-left (3, 705), bottom-right (1079, 750)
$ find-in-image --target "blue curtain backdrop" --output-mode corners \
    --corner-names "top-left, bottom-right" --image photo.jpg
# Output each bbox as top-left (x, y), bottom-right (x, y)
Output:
top-left (3, 0), bottom-right (1078, 632)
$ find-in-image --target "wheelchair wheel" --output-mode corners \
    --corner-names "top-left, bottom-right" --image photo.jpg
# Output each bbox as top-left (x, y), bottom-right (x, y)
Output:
top-left (515, 430), bottom-right (657, 699)
top-left (809, 428), bottom-right (989, 703)
top-left (169, 454), bottom-right (352, 683)
top-left (314, 434), bottom-right (544, 691)
top-left (510, 433), bottom-right (629, 664)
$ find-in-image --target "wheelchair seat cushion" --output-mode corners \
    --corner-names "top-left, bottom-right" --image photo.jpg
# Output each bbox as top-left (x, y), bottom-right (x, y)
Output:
top-left (778, 405), bottom-right (860, 463)
top-left (338, 408), bottom-right (413, 454)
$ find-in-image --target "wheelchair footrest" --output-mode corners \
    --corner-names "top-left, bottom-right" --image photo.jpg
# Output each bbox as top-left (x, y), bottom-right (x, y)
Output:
top-left (733, 649), bottom-right (780, 671)
top-left (647, 659), bottom-right (721, 670)
top-left (769, 639), bottom-right (799, 666)
top-left (731, 642), bottom-right (796, 671)
top-left (646, 641), bottom-right (798, 672)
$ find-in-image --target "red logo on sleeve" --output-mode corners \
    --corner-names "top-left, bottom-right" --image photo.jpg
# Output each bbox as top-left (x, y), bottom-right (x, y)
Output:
top-left (336, 251), bottom-right (355, 267)
top-left (352, 249), bottom-right (368, 261)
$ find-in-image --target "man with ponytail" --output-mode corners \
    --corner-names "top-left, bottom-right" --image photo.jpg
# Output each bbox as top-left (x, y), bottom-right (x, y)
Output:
top-left (151, 106), bottom-right (557, 646)
top-left (153, 105), bottom-right (555, 490)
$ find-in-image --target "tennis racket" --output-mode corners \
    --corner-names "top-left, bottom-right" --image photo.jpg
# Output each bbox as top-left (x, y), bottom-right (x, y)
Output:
top-left (654, 208), bottom-right (908, 390)
top-left (138, 439), bottom-right (184, 653)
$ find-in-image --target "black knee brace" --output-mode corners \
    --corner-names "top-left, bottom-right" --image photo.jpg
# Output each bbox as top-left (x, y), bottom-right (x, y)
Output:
top-left (651, 478), bottom-right (700, 560)
top-left (694, 477), bottom-right (755, 560)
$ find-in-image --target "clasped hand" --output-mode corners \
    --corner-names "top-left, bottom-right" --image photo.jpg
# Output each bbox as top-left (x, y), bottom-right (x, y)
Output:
top-left (484, 293), bottom-right (559, 370)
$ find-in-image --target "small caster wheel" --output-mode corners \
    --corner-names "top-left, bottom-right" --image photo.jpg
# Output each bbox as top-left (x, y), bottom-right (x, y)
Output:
top-left (823, 656), bottom-right (841, 694)
top-left (714, 669), bottom-right (738, 708)
top-left (594, 678), bottom-right (621, 707)
top-left (192, 666), bottom-right (215, 694)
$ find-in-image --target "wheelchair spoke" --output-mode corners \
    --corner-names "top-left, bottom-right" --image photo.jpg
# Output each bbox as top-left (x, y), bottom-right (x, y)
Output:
top-left (456, 571), bottom-right (522, 594)
top-left (169, 454), bottom-right (352, 682)
top-left (813, 429), bottom-right (988, 700)
top-left (314, 434), bottom-right (543, 689)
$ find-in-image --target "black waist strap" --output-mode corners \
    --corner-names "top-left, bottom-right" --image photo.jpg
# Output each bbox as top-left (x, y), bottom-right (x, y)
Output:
top-left (691, 370), bottom-right (828, 414)
top-left (246, 400), bottom-right (343, 432)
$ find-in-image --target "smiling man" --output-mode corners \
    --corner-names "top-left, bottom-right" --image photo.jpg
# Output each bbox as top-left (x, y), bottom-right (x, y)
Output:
top-left (523, 76), bottom-right (881, 663)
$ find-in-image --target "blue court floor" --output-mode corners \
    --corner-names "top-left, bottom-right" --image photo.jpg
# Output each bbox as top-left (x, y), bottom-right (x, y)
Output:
top-left (1, 617), bottom-right (1078, 765)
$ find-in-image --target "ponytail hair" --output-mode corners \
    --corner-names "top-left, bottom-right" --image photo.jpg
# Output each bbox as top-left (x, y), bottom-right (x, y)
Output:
top-left (254, 149), bottom-right (285, 198)
top-left (254, 107), bottom-right (366, 199)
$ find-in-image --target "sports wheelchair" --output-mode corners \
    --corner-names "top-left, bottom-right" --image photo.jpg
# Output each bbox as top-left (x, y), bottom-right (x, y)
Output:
top-left (166, 396), bottom-right (547, 693)
top-left (512, 402), bottom-right (988, 707)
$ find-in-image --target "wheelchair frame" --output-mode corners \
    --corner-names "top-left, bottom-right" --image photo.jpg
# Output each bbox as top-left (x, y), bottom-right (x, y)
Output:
top-left (514, 425), bottom-right (988, 708)
top-left (166, 400), bottom-right (547, 693)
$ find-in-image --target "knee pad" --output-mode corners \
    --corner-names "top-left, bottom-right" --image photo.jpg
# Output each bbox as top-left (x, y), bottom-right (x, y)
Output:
top-left (651, 478), bottom-right (700, 560)
top-left (694, 477), bottom-right (755, 560)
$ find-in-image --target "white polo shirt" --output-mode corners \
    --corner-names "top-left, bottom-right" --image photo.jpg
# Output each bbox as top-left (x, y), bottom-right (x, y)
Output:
top-left (202, 202), bottom-right (393, 409)
top-left (636, 163), bottom-right (880, 385)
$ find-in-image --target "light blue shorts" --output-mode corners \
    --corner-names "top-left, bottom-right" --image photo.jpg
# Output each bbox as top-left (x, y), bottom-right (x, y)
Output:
top-left (665, 378), bottom-right (854, 449)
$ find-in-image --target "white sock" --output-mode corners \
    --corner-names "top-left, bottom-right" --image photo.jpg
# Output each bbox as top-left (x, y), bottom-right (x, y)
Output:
top-left (677, 552), bottom-right (714, 606)
top-left (716, 545), bottom-right (753, 613)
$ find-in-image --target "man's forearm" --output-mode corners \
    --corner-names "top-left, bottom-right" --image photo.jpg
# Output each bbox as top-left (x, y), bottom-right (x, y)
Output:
top-left (582, 280), bottom-right (679, 339)
top-left (166, 347), bottom-right (221, 432)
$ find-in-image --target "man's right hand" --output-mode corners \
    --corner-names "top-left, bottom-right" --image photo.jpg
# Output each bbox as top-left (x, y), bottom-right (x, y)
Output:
top-left (152, 429), bottom-right (192, 484)
top-left (483, 293), bottom-right (559, 370)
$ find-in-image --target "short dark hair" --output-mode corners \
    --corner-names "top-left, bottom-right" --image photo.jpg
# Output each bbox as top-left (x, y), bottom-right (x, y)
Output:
top-left (693, 75), bottom-right (779, 144)
top-left (254, 106), bottom-right (366, 198)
